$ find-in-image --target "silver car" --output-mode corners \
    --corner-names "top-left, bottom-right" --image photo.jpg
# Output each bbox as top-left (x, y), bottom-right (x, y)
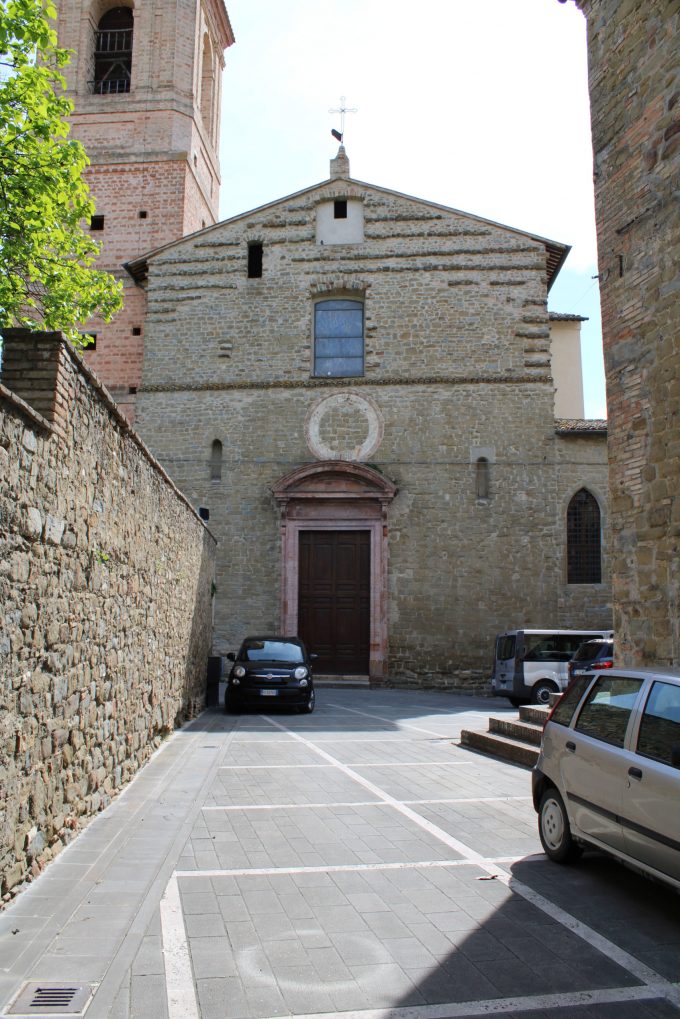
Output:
top-left (532, 667), bottom-right (680, 890)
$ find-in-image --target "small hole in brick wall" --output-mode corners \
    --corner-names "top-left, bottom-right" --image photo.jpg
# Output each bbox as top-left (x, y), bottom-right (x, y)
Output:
top-left (138, 210), bottom-right (147, 219)
top-left (90, 215), bottom-right (105, 231)
top-left (128, 386), bottom-right (137, 394)
top-left (132, 327), bottom-right (142, 336)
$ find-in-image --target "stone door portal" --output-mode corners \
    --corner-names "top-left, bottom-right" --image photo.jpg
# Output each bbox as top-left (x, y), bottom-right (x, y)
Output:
top-left (272, 461), bottom-right (397, 682)
top-left (298, 530), bottom-right (370, 674)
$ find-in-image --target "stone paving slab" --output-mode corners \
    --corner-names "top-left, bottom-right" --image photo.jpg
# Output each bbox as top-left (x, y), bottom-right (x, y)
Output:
top-left (1, 689), bottom-right (680, 1019)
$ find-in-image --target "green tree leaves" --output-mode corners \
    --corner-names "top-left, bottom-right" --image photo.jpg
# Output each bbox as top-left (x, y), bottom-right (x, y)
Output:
top-left (0, 0), bottom-right (123, 345)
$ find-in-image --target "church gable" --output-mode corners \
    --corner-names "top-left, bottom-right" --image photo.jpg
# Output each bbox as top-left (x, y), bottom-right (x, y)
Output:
top-left (136, 165), bottom-right (564, 391)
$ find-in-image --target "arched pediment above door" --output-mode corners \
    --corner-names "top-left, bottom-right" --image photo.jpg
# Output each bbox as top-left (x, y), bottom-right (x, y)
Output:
top-left (272, 460), bottom-right (397, 516)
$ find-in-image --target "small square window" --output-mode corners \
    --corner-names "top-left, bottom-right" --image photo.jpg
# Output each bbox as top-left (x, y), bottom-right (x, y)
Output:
top-left (132, 327), bottom-right (142, 336)
top-left (80, 332), bottom-right (97, 349)
top-left (334, 199), bottom-right (347, 219)
top-left (138, 210), bottom-right (147, 219)
top-left (128, 386), bottom-right (137, 394)
top-left (90, 215), bottom-right (105, 231)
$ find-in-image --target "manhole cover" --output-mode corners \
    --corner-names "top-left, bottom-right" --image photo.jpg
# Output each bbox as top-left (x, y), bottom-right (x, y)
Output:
top-left (7, 982), bottom-right (93, 1015)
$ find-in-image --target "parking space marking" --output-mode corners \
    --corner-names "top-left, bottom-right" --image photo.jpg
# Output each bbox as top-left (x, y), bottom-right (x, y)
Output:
top-left (202, 796), bottom-right (531, 811)
top-left (253, 984), bottom-right (676, 1019)
top-left (262, 713), bottom-right (680, 1004)
top-left (175, 854), bottom-right (543, 879)
top-left (218, 761), bottom-right (477, 770)
top-left (328, 702), bottom-right (463, 737)
top-left (159, 871), bottom-right (200, 1019)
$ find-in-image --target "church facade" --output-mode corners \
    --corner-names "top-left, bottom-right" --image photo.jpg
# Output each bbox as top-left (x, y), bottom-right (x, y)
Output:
top-left (130, 149), bottom-right (612, 688)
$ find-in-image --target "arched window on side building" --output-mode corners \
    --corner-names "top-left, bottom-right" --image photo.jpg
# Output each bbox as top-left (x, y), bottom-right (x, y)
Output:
top-left (567, 488), bottom-right (601, 583)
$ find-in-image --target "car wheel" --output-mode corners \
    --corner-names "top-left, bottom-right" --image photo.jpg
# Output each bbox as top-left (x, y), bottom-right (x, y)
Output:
top-left (531, 680), bottom-right (558, 706)
top-left (300, 688), bottom-right (315, 714)
top-left (538, 787), bottom-right (582, 863)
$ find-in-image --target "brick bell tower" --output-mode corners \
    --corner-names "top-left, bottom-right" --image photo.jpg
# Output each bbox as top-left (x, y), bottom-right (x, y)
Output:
top-left (56, 0), bottom-right (234, 421)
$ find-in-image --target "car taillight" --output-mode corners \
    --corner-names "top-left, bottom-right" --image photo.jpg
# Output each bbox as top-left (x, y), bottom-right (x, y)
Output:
top-left (598, 660), bottom-right (614, 668)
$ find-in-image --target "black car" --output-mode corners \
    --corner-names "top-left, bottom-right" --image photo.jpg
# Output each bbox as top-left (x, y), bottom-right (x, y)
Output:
top-left (567, 638), bottom-right (614, 682)
top-left (225, 636), bottom-right (316, 713)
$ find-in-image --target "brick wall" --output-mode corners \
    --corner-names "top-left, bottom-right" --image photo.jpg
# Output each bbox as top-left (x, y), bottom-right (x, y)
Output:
top-left (0, 331), bottom-right (216, 899)
top-left (55, 0), bottom-right (234, 420)
top-left (574, 0), bottom-right (680, 665)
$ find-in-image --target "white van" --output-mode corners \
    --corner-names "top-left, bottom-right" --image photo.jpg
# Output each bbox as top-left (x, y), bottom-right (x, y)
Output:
top-left (491, 628), bottom-right (614, 706)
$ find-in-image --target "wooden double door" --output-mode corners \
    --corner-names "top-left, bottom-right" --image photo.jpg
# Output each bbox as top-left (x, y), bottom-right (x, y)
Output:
top-left (298, 530), bottom-right (370, 675)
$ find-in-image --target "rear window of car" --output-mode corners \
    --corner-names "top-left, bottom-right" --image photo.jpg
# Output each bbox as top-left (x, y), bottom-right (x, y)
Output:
top-left (572, 640), bottom-right (612, 663)
top-left (239, 640), bottom-right (304, 663)
top-left (496, 635), bottom-right (516, 661)
top-left (574, 675), bottom-right (643, 748)
top-left (549, 677), bottom-right (594, 726)
top-left (636, 681), bottom-right (680, 767)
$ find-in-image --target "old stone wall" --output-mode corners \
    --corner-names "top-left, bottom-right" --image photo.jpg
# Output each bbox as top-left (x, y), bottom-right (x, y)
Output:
top-left (136, 177), bottom-right (611, 689)
top-left (574, 0), bottom-right (680, 665)
top-left (0, 331), bottom-right (216, 899)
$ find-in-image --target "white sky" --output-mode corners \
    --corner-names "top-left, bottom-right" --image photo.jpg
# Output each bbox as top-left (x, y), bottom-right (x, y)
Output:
top-left (218, 0), bottom-right (606, 418)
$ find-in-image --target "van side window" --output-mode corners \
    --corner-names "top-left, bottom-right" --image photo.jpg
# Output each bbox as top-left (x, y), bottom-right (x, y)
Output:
top-left (574, 676), bottom-right (643, 748)
top-left (636, 682), bottom-right (680, 767)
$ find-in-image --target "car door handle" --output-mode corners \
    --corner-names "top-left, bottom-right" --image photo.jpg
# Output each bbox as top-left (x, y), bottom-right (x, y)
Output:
top-left (628, 767), bottom-right (643, 780)
top-left (566, 741), bottom-right (576, 753)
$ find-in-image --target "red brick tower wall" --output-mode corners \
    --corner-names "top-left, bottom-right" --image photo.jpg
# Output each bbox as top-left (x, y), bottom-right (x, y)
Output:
top-left (573, 0), bottom-right (680, 664)
top-left (55, 0), bottom-right (234, 420)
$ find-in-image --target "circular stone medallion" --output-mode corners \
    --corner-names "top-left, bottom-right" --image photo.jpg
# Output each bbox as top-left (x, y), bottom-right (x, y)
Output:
top-left (305, 391), bottom-right (384, 461)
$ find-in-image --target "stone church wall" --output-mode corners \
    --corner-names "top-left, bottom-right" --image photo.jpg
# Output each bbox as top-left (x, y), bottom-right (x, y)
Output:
top-left (574, 0), bottom-right (680, 665)
top-left (0, 331), bottom-right (216, 899)
top-left (136, 178), bottom-right (611, 688)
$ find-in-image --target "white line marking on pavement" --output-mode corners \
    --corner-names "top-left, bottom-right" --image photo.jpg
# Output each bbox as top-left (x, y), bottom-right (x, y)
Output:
top-left (175, 856), bottom-right (544, 879)
top-left (231, 737), bottom-right (455, 744)
top-left (253, 984), bottom-right (676, 1019)
top-left (327, 701), bottom-right (461, 737)
top-left (202, 795), bottom-right (531, 811)
top-left (203, 800), bottom-right (382, 810)
top-left (261, 713), bottom-right (680, 1005)
top-left (218, 761), bottom-right (475, 770)
top-left (160, 874), bottom-right (199, 1019)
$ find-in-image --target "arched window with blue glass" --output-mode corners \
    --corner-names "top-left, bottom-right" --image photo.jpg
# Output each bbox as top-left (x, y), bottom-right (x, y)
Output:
top-left (314, 299), bottom-right (364, 377)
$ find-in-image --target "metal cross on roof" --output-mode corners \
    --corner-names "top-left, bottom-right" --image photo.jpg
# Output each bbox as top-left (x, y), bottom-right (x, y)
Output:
top-left (329, 95), bottom-right (358, 143)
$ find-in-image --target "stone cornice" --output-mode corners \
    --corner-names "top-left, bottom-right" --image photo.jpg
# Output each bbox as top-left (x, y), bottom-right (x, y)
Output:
top-left (139, 373), bottom-right (551, 395)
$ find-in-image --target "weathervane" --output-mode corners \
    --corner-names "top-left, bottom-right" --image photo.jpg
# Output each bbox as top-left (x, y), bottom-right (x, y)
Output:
top-left (329, 95), bottom-right (357, 144)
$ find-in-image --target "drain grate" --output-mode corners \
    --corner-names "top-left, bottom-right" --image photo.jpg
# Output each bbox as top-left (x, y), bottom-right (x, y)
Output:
top-left (7, 982), bottom-right (93, 1015)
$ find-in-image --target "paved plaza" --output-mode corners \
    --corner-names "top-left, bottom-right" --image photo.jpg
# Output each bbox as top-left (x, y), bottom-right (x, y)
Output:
top-left (1, 689), bottom-right (680, 1019)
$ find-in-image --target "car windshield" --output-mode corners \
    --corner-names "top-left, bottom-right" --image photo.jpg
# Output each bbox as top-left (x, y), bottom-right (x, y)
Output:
top-left (239, 640), bottom-right (304, 663)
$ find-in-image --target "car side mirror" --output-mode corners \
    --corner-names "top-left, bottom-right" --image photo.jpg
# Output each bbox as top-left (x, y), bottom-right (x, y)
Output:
top-left (226, 652), bottom-right (236, 662)
top-left (671, 745), bottom-right (680, 768)
top-left (310, 653), bottom-right (319, 661)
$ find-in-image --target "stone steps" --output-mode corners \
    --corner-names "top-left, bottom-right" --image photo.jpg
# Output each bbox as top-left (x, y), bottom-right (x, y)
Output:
top-left (459, 701), bottom-right (553, 767)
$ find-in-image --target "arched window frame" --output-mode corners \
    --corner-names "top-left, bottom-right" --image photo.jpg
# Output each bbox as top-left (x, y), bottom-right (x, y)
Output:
top-left (199, 32), bottom-right (215, 140)
top-left (210, 439), bottom-right (223, 482)
top-left (475, 457), bottom-right (490, 500)
top-left (567, 488), bottom-right (602, 584)
top-left (313, 297), bottom-right (364, 378)
top-left (92, 5), bottom-right (134, 95)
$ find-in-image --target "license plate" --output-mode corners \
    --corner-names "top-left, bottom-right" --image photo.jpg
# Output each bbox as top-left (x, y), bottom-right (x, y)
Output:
top-left (260, 689), bottom-right (278, 697)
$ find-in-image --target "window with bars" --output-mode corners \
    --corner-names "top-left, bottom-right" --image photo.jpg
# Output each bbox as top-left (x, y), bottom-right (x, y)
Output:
top-left (92, 7), bottom-right (133, 95)
top-left (567, 488), bottom-right (601, 583)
